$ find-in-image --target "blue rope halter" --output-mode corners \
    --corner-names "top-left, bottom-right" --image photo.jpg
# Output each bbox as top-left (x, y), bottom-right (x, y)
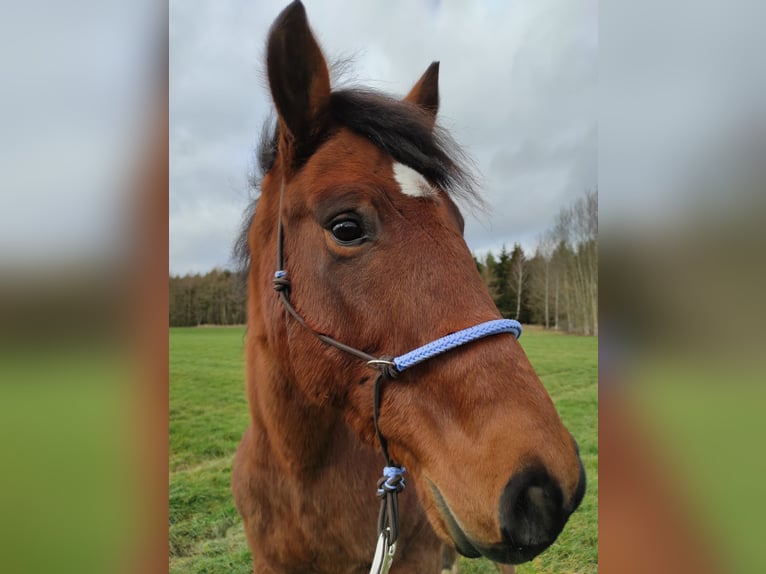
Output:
top-left (391, 318), bottom-right (522, 373)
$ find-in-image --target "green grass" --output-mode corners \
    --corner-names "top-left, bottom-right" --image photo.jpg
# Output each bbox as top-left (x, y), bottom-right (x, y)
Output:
top-left (169, 326), bottom-right (597, 573)
top-left (169, 327), bottom-right (252, 573)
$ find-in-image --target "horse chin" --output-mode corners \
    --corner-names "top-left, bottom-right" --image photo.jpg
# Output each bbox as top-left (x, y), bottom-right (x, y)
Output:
top-left (425, 480), bottom-right (553, 565)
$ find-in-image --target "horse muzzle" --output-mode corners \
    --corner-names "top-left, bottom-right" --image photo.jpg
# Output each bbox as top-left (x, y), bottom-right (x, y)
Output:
top-left (428, 457), bottom-right (586, 565)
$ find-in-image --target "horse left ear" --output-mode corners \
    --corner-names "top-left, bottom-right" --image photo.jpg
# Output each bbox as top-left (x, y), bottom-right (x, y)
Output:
top-left (266, 1), bottom-right (331, 165)
top-left (404, 61), bottom-right (440, 121)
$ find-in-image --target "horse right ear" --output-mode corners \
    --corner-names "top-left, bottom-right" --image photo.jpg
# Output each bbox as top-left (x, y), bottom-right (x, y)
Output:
top-left (266, 1), bottom-right (331, 165)
top-left (404, 61), bottom-right (440, 124)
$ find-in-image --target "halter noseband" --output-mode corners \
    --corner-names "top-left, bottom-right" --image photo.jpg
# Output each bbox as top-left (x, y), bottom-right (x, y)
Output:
top-left (271, 177), bottom-right (521, 574)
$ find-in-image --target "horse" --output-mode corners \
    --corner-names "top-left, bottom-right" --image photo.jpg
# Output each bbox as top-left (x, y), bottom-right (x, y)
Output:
top-left (232, 2), bottom-right (586, 573)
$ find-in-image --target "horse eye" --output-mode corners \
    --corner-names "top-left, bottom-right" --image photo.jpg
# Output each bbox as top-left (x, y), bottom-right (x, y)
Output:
top-left (330, 219), bottom-right (365, 244)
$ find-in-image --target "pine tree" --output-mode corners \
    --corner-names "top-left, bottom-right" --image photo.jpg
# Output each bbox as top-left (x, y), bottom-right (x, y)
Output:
top-left (492, 245), bottom-right (513, 318)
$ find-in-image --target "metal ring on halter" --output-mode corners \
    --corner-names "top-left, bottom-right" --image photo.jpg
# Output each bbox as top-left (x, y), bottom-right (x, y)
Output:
top-left (367, 358), bottom-right (399, 380)
top-left (367, 359), bottom-right (396, 369)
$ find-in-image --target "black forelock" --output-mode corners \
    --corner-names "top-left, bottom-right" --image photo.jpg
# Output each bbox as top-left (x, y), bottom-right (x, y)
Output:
top-left (328, 89), bottom-right (478, 204)
top-left (234, 87), bottom-right (481, 273)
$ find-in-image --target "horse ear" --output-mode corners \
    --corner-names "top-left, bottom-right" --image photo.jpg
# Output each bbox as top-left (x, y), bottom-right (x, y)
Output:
top-left (404, 61), bottom-right (440, 121)
top-left (266, 1), bottom-right (330, 162)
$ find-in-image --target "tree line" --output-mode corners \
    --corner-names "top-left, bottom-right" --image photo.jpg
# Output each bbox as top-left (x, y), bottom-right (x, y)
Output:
top-left (476, 189), bottom-right (598, 335)
top-left (169, 269), bottom-right (247, 327)
top-left (170, 190), bottom-right (597, 335)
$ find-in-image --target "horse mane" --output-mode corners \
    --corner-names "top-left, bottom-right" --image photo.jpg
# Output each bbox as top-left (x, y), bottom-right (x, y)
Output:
top-left (234, 86), bottom-right (481, 273)
top-left (233, 116), bottom-right (277, 273)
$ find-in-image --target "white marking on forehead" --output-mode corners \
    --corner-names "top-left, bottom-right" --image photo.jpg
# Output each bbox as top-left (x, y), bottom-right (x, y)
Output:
top-left (393, 162), bottom-right (435, 199)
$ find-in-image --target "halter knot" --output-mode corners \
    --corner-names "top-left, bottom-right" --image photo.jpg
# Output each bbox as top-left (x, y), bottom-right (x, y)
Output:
top-left (272, 270), bottom-right (291, 292)
top-left (376, 466), bottom-right (406, 497)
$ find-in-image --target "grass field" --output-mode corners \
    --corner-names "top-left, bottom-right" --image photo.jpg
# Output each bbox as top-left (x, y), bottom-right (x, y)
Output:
top-left (170, 326), bottom-right (597, 573)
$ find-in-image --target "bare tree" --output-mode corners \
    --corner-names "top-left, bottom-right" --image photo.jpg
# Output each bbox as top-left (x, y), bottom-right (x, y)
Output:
top-left (533, 188), bottom-right (598, 335)
top-left (508, 244), bottom-right (527, 321)
top-left (569, 189), bottom-right (598, 335)
top-left (533, 231), bottom-right (557, 328)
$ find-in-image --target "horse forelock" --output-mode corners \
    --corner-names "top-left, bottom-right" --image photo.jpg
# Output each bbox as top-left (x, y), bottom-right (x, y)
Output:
top-left (234, 86), bottom-right (482, 275)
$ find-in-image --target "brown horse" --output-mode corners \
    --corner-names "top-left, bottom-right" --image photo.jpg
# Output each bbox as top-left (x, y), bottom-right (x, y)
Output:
top-left (232, 2), bottom-right (585, 573)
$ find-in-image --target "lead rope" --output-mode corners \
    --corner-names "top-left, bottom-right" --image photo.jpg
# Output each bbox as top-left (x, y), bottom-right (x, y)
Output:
top-left (370, 369), bottom-right (405, 574)
top-left (270, 177), bottom-right (521, 574)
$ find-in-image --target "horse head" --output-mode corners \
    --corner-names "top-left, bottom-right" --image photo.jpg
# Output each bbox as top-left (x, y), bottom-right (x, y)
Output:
top-left (242, 1), bottom-right (585, 565)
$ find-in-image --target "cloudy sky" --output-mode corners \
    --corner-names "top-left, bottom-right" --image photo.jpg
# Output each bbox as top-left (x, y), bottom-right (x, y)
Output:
top-left (170, 0), bottom-right (597, 275)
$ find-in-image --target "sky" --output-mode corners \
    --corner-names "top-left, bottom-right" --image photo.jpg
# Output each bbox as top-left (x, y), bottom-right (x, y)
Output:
top-left (0, 0), bottom-right (158, 269)
top-left (169, 0), bottom-right (597, 275)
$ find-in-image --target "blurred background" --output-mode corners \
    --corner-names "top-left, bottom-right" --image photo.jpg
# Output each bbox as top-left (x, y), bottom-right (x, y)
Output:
top-left (600, 1), bottom-right (766, 572)
top-left (1, 0), bottom-right (765, 573)
top-left (0, 1), bottom-right (166, 573)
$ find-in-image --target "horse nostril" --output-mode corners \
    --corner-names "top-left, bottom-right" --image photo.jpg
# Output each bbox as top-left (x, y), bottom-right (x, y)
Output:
top-left (499, 466), bottom-right (567, 550)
